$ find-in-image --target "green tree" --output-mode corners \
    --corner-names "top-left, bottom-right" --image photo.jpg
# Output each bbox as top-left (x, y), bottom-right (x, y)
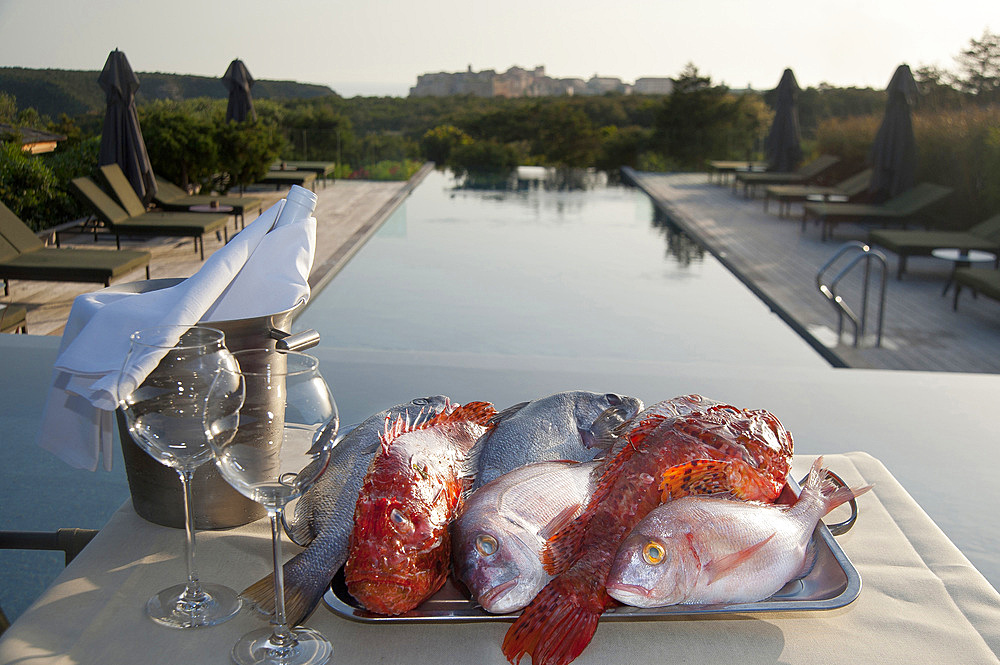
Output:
top-left (421, 124), bottom-right (472, 166)
top-left (653, 63), bottom-right (765, 168)
top-left (534, 103), bottom-right (599, 167)
top-left (954, 29), bottom-right (1000, 102)
top-left (140, 101), bottom-right (219, 188)
top-left (214, 117), bottom-right (285, 192)
top-left (447, 139), bottom-right (521, 183)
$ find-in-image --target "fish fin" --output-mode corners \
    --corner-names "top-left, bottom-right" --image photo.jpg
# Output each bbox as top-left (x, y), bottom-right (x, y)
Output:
top-left (490, 401), bottom-right (530, 426)
top-left (702, 533), bottom-right (776, 586)
top-left (541, 512), bottom-right (589, 575)
top-left (283, 499), bottom-right (317, 547)
top-left (538, 503), bottom-right (583, 541)
top-left (433, 400), bottom-right (497, 427)
top-left (658, 458), bottom-right (761, 502)
top-left (794, 538), bottom-right (819, 580)
top-left (502, 577), bottom-right (608, 665)
top-left (242, 547), bottom-right (343, 627)
top-left (582, 404), bottom-right (633, 451)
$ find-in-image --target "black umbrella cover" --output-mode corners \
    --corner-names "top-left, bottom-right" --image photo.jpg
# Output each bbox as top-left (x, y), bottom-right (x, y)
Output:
top-left (97, 49), bottom-right (157, 205)
top-left (223, 59), bottom-right (257, 123)
top-left (868, 64), bottom-right (918, 202)
top-left (764, 68), bottom-right (803, 172)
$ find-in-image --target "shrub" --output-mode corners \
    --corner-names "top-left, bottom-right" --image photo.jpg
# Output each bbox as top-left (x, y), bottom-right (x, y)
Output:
top-left (816, 105), bottom-right (1000, 227)
top-left (913, 105), bottom-right (1000, 225)
top-left (447, 140), bottom-right (521, 179)
top-left (421, 125), bottom-right (472, 166)
top-left (0, 141), bottom-right (82, 231)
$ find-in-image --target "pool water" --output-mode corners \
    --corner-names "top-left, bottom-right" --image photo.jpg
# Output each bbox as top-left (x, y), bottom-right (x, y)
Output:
top-left (295, 169), bottom-right (828, 370)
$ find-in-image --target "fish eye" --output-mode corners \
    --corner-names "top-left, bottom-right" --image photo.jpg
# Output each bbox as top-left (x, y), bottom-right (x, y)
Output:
top-left (605, 393), bottom-right (622, 405)
top-left (390, 508), bottom-right (414, 533)
top-left (413, 398), bottom-right (429, 405)
top-left (475, 534), bottom-right (498, 556)
top-left (642, 541), bottom-right (665, 565)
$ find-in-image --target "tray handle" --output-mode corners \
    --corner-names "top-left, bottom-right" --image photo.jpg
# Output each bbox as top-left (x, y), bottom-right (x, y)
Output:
top-left (797, 469), bottom-right (859, 536)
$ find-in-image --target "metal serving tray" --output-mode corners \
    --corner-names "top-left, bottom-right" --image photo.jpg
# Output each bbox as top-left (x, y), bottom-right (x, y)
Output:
top-left (323, 472), bottom-right (862, 623)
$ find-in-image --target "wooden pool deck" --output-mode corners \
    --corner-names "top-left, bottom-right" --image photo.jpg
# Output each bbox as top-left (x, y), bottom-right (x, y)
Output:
top-left (625, 168), bottom-right (1000, 373)
top-left (1, 166), bottom-right (430, 337)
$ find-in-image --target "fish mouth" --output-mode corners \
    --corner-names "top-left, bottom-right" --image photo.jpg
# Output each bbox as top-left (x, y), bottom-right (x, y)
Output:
top-left (606, 582), bottom-right (653, 599)
top-left (479, 578), bottom-right (517, 609)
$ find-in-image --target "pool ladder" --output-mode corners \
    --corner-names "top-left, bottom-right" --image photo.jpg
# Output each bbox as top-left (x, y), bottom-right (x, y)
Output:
top-left (816, 241), bottom-right (887, 348)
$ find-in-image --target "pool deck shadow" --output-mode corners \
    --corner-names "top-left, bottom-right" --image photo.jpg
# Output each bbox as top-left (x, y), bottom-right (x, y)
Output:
top-left (0, 165), bottom-right (432, 337)
top-left (625, 168), bottom-right (1000, 374)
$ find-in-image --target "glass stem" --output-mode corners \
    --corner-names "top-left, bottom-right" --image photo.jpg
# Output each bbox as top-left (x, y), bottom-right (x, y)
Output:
top-left (178, 468), bottom-right (206, 604)
top-left (269, 508), bottom-right (296, 649)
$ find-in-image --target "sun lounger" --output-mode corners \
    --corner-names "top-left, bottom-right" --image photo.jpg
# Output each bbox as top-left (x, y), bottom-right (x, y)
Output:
top-left (868, 213), bottom-right (1000, 279)
top-left (0, 199), bottom-right (150, 296)
top-left (733, 154), bottom-right (840, 198)
top-left (764, 169), bottom-right (873, 218)
top-left (71, 176), bottom-right (230, 260)
top-left (706, 160), bottom-right (769, 185)
top-left (256, 169), bottom-right (317, 191)
top-left (271, 161), bottom-right (336, 187)
top-left (952, 267), bottom-right (1000, 312)
top-left (802, 182), bottom-right (954, 241)
top-left (1, 303), bottom-right (27, 333)
top-left (151, 175), bottom-right (279, 230)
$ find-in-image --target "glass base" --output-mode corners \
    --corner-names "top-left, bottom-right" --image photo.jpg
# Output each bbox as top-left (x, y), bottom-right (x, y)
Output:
top-left (231, 625), bottom-right (332, 665)
top-left (146, 582), bottom-right (242, 629)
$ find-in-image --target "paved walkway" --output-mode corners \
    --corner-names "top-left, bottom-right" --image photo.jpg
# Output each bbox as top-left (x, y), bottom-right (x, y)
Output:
top-left (626, 169), bottom-right (1000, 373)
top-left (1, 166), bottom-right (432, 337)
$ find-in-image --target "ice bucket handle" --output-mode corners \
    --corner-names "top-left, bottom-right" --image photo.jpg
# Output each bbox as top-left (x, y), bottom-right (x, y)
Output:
top-left (270, 328), bottom-right (321, 352)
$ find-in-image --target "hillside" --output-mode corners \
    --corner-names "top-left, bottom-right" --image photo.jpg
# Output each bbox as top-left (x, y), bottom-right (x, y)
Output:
top-left (0, 67), bottom-right (337, 118)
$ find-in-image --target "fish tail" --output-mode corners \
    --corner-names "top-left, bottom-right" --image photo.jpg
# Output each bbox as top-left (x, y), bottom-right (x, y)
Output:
top-left (804, 457), bottom-right (874, 514)
top-left (502, 578), bottom-right (604, 665)
top-left (240, 550), bottom-right (335, 627)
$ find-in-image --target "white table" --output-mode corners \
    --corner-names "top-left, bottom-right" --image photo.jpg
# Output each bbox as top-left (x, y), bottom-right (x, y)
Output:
top-left (1, 452), bottom-right (999, 665)
top-left (931, 248), bottom-right (998, 295)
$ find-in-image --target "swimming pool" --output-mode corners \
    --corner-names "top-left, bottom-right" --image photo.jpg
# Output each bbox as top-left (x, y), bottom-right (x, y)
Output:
top-left (294, 169), bottom-right (828, 370)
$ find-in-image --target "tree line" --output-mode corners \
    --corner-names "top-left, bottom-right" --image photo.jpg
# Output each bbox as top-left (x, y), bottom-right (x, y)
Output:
top-left (1, 30), bottom-right (998, 230)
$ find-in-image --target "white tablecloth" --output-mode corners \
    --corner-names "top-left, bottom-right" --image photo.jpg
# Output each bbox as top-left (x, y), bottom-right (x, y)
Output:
top-left (1, 452), bottom-right (998, 665)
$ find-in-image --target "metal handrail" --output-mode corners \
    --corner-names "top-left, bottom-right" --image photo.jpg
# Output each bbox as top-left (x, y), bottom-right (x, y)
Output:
top-left (816, 241), bottom-right (888, 347)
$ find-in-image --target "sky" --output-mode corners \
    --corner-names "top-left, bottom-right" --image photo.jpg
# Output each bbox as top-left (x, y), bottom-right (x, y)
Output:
top-left (0, 0), bottom-right (995, 97)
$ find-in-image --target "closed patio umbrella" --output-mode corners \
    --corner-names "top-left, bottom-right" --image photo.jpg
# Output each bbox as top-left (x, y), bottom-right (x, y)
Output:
top-left (763, 68), bottom-right (803, 172)
top-left (868, 64), bottom-right (918, 203)
top-left (223, 59), bottom-right (257, 122)
top-left (97, 49), bottom-right (156, 205)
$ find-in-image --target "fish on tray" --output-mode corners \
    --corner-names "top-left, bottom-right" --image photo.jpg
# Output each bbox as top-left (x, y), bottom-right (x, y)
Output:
top-left (502, 395), bottom-right (795, 665)
top-left (345, 400), bottom-right (497, 615)
top-left (607, 456), bottom-right (872, 607)
top-left (240, 395), bottom-right (454, 626)
top-left (471, 391), bottom-right (644, 490)
top-left (453, 459), bottom-right (601, 614)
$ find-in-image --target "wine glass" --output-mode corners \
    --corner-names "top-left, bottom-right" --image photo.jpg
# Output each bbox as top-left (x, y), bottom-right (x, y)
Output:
top-left (206, 349), bottom-right (339, 665)
top-left (117, 324), bottom-right (243, 628)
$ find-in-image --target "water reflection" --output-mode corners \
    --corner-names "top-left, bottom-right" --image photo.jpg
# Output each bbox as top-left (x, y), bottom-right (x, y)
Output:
top-left (651, 208), bottom-right (706, 267)
top-left (454, 166), bottom-right (608, 192)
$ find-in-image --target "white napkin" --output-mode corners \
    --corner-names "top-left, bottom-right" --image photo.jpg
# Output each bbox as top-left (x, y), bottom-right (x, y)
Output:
top-left (37, 186), bottom-right (318, 471)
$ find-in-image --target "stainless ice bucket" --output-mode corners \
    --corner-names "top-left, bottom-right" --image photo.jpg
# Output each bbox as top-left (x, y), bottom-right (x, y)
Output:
top-left (108, 278), bottom-right (320, 529)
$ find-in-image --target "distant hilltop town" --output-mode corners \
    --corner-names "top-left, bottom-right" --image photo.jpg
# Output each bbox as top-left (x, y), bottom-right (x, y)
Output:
top-left (409, 65), bottom-right (674, 98)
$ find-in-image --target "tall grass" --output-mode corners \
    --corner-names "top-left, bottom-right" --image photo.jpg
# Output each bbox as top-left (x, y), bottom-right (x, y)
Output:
top-left (816, 105), bottom-right (1000, 229)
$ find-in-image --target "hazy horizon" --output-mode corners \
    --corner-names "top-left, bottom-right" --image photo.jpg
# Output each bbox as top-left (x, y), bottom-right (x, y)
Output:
top-left (0, 0), bottom-right (995, 99)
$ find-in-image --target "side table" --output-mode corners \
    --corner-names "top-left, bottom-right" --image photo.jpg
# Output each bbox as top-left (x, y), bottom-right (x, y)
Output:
top-left (930, 248), bottom-right (997, 295)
